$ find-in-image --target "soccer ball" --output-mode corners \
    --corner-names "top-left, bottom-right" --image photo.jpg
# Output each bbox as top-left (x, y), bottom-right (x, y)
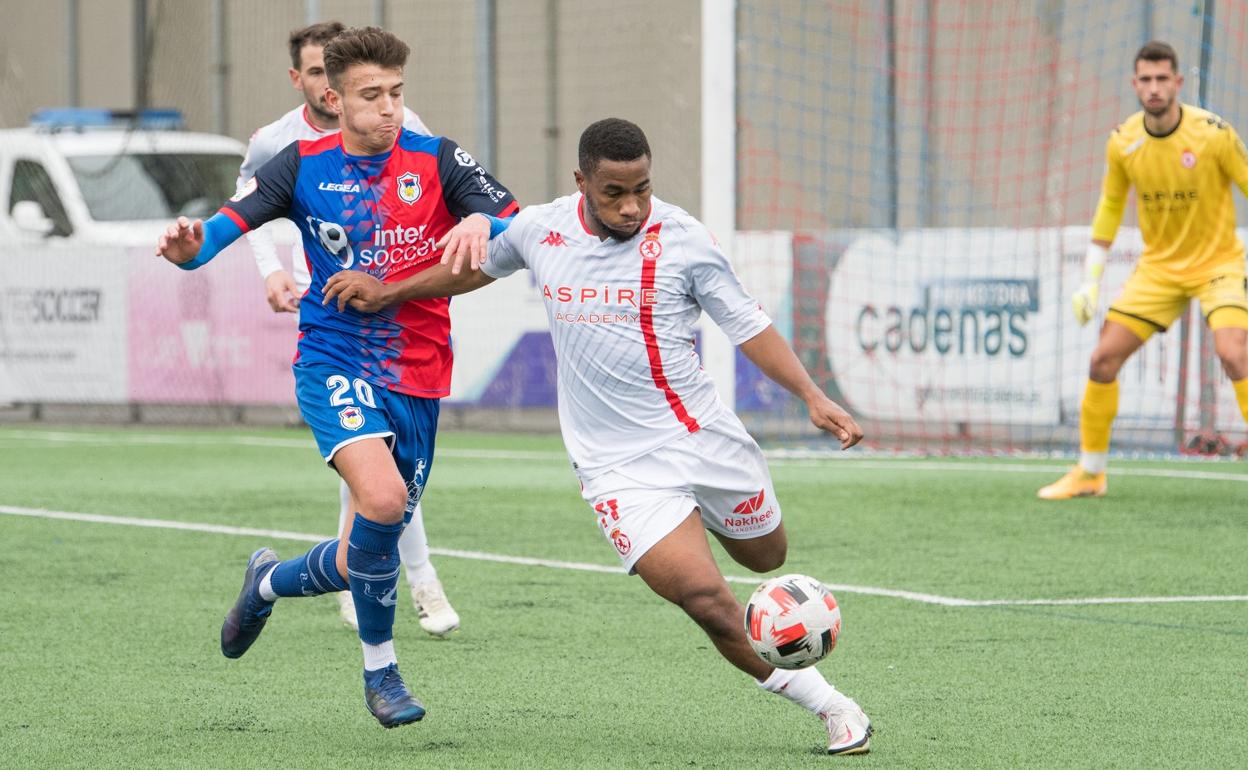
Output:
top-left (744, 574), bottom-right (842, 670)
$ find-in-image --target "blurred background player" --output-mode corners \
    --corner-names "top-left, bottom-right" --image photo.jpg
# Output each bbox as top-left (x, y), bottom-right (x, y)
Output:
top-left (323, 118), bottom-right (873, 755)
top-left (237, 20), bottom-right (457, 635)
top-left (157, 27), bottom-right (517, 727)
top-left (1040, 41), bottom-right (1248, 499)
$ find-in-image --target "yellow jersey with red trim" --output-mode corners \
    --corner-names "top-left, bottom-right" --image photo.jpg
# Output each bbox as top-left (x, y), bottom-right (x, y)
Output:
top-left (1091, 104), bottom-right (1248, 277)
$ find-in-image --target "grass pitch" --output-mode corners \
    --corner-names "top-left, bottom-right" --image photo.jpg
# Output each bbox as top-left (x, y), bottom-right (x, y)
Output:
top-left (1, 426), bottom-right (1245, 769)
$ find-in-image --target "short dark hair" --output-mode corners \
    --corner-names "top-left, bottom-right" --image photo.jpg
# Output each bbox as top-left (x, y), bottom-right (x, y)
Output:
top-left (323, 27), bottom-right (410, 90)
top-left (1135, 40), bottom-right (1178, 73)
top-left (288, 21), bottom-right (346, 70)
top-left (578, 118), bottom-right (651, 176)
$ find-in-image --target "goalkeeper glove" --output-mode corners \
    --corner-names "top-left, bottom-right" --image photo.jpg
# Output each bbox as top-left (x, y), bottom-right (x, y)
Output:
top-left (1072, 282), bottom-right (1099, 326)
top-left (1071, 243), bottom-right (1107, 326)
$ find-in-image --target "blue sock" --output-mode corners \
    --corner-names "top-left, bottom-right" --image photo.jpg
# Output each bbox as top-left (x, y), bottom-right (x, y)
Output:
top-left (347, 513), bottom-right (403, 645)
top-left (268, 538), bottom-right (348, 597)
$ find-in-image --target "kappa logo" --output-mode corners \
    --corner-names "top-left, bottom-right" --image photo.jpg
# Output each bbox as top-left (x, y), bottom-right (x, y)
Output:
top-left (540, 230), bottom-right (567, 247)
top-left (397, 171), bottom-right (422, 204)
top-left (639, 231), bottom-right (662, 261)
top-left (338, 405), bottom-right (364, 431)
top-left (733, 489), bottom-right (766, 515)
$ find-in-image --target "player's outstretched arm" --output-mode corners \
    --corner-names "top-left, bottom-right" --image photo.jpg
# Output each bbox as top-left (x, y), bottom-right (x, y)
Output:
top-left (438, 212), bottom-right (514, 275)
top-left (155, 216), bottom-right (204, 265)
top-left (155, 213), bottom-right (246, 271)
top-left (738, 325), bottom-right (863, 449)
top-left (322, 263), bottom-right (495, 313)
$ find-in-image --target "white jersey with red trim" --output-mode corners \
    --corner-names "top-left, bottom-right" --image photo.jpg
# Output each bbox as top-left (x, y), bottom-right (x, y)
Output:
top-left (483, 193), bottom-right (771, 479)
top-left (237, 104), bottom-right (431, 287)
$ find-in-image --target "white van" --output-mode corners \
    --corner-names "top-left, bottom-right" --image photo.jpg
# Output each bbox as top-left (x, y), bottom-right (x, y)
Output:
top-left (0, 109), bottom-right (245, 245)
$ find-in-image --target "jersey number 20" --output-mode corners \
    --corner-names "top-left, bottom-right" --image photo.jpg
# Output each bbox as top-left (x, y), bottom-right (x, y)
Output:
top-left (326, 375), bottom-right (376, 408)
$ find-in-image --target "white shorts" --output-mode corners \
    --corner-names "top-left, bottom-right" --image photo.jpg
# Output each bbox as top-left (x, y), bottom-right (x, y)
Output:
top-left (580, 414), bottom-right (782, 574)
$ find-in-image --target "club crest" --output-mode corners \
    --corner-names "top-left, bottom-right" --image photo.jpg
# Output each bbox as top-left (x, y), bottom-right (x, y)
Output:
top-left (338, 405), bottom-right (364, 431)
top-left (397, 172), bottom-right (422, 204)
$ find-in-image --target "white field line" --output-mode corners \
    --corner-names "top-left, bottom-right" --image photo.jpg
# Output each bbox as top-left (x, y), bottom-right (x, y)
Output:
top-left (4, 430), bottom-right (1248, 483)
top-left (0, 429), bottom-right (563, 460)
top-left (2, 504), bottom-right (1245, 608)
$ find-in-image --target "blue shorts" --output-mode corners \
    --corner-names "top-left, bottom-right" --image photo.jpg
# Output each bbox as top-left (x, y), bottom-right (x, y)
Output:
top-left (294, 362), bottom-right (439, 522)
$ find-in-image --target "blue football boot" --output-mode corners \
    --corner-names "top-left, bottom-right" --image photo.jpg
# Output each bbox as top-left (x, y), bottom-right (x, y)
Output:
top-left (364, 663), bottom-right (427, 728)
top-left (220, 547), bottom-right (279, 659)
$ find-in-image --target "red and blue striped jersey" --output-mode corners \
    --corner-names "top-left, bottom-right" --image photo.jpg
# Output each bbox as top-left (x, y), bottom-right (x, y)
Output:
top-left (221, 129), bottom-right (518, 398)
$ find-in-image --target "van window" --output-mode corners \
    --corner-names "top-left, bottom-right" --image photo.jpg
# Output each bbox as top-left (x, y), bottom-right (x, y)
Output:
top-left (66, 153), bottom-right (239, 221)
top-left (10, 160), bottom-right (73, 236)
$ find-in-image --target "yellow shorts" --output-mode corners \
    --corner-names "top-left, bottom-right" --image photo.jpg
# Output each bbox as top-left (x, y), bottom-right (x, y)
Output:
top-left (1106, 263), bottom-right (1248, 341)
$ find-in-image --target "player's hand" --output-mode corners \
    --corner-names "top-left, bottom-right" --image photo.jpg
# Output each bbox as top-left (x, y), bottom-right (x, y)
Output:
top-left (155, 216), bottom-right (204, 265)
top-left (264, 269), bottom-right (301, 313)
top-left (322, 270), bottom-right (391, 313)
top-left (1071, 282), bottom-right (1100, 326)
top-left (436, 213), bottom-right (490, 275)
top-left (806, 394), bottom-right (864, 449)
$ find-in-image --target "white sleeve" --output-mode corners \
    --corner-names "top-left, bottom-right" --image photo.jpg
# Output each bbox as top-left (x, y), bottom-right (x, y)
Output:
top-left (237, 130), bottom-right (285, 279)
top-left (237, 130), bottom-right (274, 188)
top-left (402, 108), bottom-right (432, 136)
top-left (685, 223), bottom-right (771, 344)
top-left (246, 227), bottom-right (284, 279)
top-left (481, 211), bottom-right (531, 279)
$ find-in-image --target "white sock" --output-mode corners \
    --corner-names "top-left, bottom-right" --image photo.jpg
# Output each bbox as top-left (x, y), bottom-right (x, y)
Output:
top-left (257, 571), bottom-right (277, 602)
top-left (362, 639), bottom-right (398, 671)
top-left (1080, 451), bottom-right (1108, 475)
top-left (399, 502), bottom-right (437, 585)
top-left (337, 479), bottom-right (352, 536)
top-left (758, 667), bottom-right (842, 715)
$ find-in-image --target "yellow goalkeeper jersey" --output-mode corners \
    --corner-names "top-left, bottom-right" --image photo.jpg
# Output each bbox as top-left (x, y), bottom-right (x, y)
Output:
top-left (1092, 103), bottom-right (1248, 277)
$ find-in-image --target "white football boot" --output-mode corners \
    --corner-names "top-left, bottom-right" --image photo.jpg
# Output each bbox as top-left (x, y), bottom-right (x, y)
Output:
top-left (821, 696), bottom-right (872, 755)
top-left (337, 591), bottom-right (359, 631)
top-left (411, 580), bottom-right (460, 637)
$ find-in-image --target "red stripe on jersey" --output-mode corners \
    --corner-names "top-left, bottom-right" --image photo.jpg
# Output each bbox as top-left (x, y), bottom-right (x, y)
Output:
top-left (497, 199), bottom-right (520, 218)
top-left (639, 222), bottom-right (700, 433)
top-left (300, 105), bottom-right (329, 134)
top-left (299, 133), bottom-right (342, 156)
top-left (218, 206), bottom-right (250, 233)
top-left (576, 195), bottom-right (595, 236)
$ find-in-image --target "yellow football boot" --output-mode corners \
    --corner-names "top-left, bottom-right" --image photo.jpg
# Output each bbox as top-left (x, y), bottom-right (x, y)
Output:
top-left (1037, 466), bottom-right (1107, 499)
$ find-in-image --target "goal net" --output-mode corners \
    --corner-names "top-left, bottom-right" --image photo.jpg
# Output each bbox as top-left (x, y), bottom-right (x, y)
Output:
top-left (730, 0), bottom-right (1248, 453)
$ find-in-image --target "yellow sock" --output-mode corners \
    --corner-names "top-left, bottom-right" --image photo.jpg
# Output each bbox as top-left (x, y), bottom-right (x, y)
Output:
top-left (1080, 379), bottom-right (1119, 454)
top-left (1235, 378), bottom-right (1248, 425)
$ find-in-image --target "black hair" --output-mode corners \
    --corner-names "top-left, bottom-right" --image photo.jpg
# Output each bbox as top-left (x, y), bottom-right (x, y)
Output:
top-left (578, 118), bottom-right (651, 176)
top-left (323, 27), bottom-right (410, 90)
top-left (288, 21), bottom-right (346, 69)
top-left (1135, 40), bottom-right (1178, 73)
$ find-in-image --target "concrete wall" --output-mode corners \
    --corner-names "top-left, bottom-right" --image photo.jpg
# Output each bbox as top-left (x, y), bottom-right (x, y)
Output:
top-left (2, 0), bottom-right (1244, 228)
top-left (0, 0), bottom-right (701, 217)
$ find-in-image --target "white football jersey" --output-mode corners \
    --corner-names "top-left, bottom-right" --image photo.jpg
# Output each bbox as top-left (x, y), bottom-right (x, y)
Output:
top-left (237, 104), bottom-right (431, 289)
top-left (483, 194), bottom-right (771, 479)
